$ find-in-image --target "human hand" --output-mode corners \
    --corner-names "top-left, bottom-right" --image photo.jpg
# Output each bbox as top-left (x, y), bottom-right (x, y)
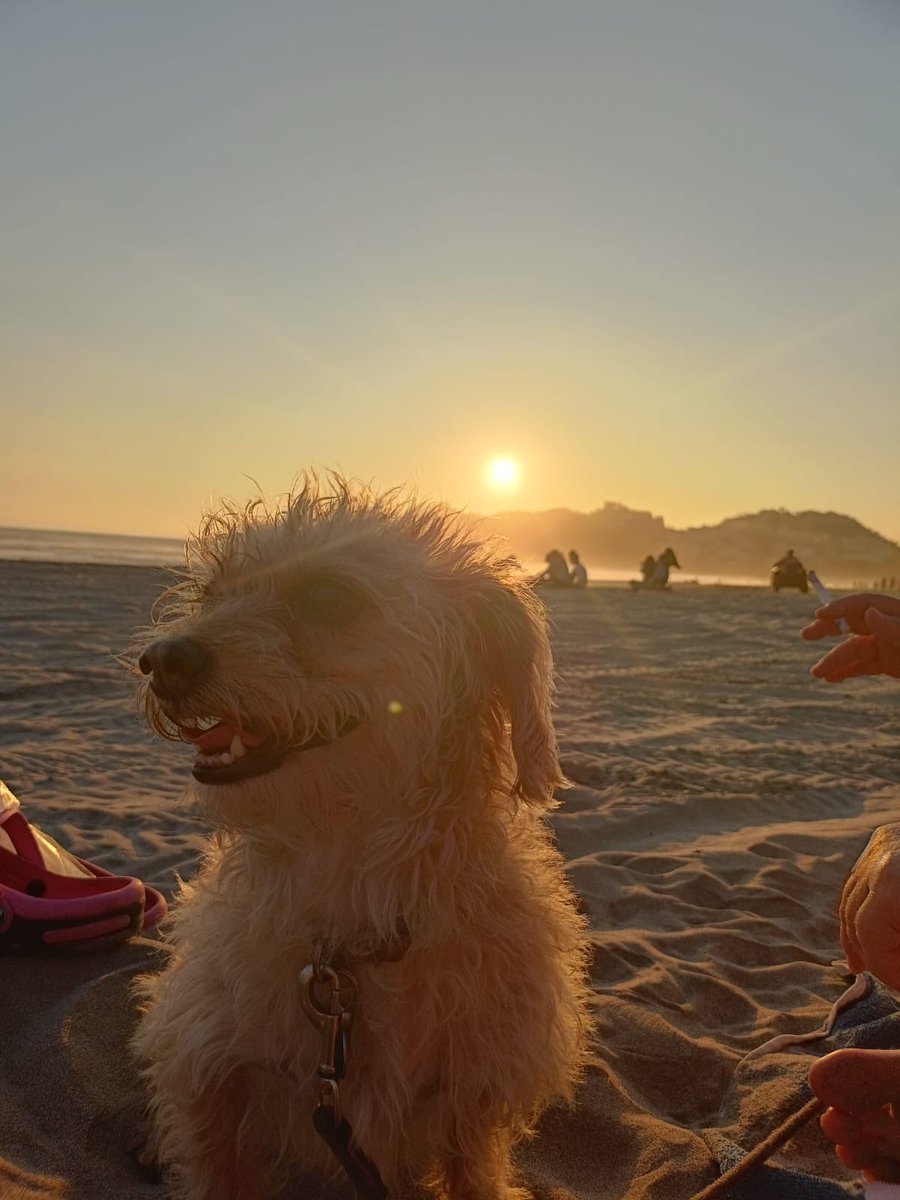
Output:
top-left (801, 593), bottom-right (900, 682)
top-left (839, 823), bottom-right (900, 990)
top-left (808, 1047), bottom-right (900, 1183)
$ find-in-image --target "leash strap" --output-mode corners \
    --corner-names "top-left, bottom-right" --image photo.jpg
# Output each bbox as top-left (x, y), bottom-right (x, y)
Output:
top-left (312, 1106), bottom-right (388, 1200)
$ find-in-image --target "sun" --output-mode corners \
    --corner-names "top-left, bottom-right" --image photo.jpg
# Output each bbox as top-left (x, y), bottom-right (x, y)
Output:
top-left (486, 456), bottom-right (520, 489)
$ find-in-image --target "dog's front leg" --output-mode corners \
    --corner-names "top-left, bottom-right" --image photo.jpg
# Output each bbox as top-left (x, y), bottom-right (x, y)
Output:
top-left (412, 1118), bottom-right (525, 1200)
top-left (150, 1065), bottom-right (273, 1200)
top-left (436, 1127), bottom-right (528, 1200)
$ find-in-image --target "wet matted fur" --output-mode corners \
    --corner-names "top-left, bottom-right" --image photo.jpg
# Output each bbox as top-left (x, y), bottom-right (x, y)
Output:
top-left (131, 474), bottom-right (592, 1200)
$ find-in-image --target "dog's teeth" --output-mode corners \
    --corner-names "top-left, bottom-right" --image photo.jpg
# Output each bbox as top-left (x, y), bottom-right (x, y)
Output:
top-left (196, 749), bottom-right (235, 768)
top-left (230, 734), bottom-right (247, 758)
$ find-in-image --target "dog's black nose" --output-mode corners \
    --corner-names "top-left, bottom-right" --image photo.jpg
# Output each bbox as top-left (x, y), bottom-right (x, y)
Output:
top-left (138, 637), bottom-right (212, 698)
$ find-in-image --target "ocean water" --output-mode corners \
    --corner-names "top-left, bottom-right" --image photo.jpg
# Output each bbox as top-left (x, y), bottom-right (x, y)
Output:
top-left (0, 527), bottom-right (767, 586)
top-left (0, 526), bottom-right (184, 568)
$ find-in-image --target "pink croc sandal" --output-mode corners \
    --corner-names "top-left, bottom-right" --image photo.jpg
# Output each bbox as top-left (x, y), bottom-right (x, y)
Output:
top-left (0, 783), bottom-right (167, 955)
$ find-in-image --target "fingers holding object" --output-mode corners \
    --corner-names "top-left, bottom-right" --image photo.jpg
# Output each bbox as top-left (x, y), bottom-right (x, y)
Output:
top-left (866, 608), bottom-right (900, 646)
top-left (803, 595), bottom-right (900, 641)
top-left (802, 614), bottom-right (846, 641)
top-left (809, 1049), bottom-right (900, 1115)
top-left (862, 1157), bottom-right (900, 1184)
top-left (810, 635), bottom-right (877, 681)
top-left (819, 1105), bottom-right (900, 1182)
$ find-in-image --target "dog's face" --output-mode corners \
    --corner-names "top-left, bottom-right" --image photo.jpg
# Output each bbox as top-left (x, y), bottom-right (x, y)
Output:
top-left (134, 477), bottom-right (561, 830)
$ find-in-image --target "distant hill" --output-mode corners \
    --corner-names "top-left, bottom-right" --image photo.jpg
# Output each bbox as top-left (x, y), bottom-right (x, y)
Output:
top-left (481, 504), bottom-right (900, 585)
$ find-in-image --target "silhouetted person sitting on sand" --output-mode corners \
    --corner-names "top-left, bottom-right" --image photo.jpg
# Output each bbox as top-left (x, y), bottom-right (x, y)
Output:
top-left (568, 550), bottom-right (587, 588)
top-left (651, 547), bottom-right (680, 588)
top-left (802, 591), bottom-right (900, 1183)
top-left (535, 549), bottom-right (571, 587)
top-left (632, 549), bottom-right (680, 590)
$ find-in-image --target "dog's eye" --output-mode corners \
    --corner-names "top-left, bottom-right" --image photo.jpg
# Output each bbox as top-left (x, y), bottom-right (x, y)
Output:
top-left (285, 578), bottom-right (367, 627)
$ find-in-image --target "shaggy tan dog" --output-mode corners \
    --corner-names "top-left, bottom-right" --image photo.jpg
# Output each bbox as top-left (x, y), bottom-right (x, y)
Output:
top-left (131, 475), bottom-right (592, 1200)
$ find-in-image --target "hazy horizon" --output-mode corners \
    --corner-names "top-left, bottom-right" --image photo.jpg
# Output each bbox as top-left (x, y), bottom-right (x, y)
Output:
top-left (2, 492), bottom-right (898, 550)
top-left (3, 3), bottom-right (898, 540)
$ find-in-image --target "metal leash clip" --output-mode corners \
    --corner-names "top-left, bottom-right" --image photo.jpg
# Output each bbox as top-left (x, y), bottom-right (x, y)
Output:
top-left (299, 959), bottom-right (386, 1199)
top-left (299, 961), bottom-right (356, 1122)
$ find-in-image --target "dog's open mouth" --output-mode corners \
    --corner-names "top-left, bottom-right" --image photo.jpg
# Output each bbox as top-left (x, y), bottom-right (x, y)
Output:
top-left (177, 717), bottom-right (359, 785)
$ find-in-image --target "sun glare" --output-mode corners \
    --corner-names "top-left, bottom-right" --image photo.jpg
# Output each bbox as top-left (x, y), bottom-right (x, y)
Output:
top-left (486, 456), bottom-right (520, 489)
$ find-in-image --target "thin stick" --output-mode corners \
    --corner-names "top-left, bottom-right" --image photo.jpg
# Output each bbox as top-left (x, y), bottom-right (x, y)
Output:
top-left (689, 1096), bottom-right (827, 1200)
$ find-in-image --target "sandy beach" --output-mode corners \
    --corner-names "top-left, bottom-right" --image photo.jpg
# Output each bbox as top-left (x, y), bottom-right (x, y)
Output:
top-left (2, 560), bottom-right (900, 1200)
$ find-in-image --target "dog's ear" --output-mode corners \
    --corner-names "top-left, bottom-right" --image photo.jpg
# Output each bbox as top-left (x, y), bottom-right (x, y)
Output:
top-left (470, 580), bottom-right (564, 807)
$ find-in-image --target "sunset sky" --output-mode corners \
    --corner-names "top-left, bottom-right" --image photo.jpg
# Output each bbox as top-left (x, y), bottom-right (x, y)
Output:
top-left (2, 2), bottom-right (899, 541)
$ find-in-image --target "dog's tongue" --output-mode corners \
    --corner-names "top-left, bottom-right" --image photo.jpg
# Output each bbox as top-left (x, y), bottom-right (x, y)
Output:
top-left (180, 722), bottom-right (265, 753)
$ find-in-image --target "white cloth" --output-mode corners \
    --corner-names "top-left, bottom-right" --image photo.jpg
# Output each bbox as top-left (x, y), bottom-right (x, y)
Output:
top-left (0, 780), bottom-right (91, 878)
top-left (0, 779), bottom-right (21, 819)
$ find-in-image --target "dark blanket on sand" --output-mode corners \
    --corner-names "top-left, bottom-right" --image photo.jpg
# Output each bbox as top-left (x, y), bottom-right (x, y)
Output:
top-left (4, 945), bottom-right (897, 1199)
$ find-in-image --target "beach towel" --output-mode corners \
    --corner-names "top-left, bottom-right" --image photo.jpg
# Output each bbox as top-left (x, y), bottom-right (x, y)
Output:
top-left (4, 954), bottom-right (898, 1198)
top-left (700, 976), bottom-right (900, 1199)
